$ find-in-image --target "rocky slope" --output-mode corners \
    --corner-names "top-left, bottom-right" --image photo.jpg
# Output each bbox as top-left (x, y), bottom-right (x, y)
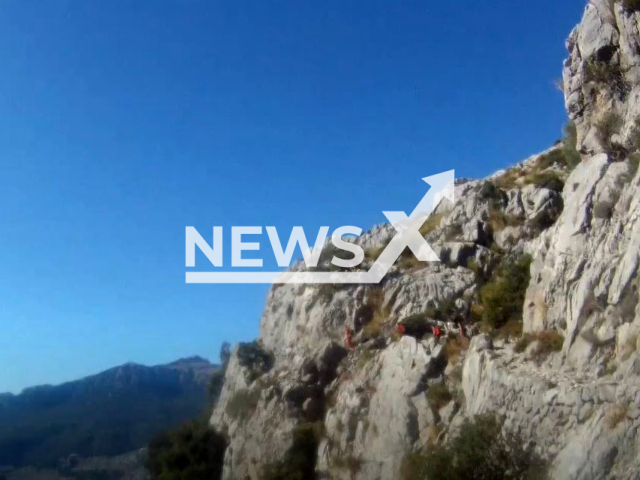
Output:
top-left (210, 2), bottom-right (640, 479)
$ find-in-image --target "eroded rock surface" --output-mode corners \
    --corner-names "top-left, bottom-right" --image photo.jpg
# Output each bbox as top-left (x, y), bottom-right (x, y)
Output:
top-left (211, 3), bottom-right (640, 479)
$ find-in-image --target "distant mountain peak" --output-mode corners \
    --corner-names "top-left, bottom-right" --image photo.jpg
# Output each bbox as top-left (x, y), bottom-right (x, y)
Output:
top-left (0, 354), bottom-right (219, 469)
top-left (166, 355), bottom-right (211, 367)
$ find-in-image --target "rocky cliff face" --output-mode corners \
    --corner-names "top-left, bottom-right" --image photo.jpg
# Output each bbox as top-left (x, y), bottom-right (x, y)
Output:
top-left (211, 3), bottom-right (640, 479)
top-left (564, 0), bottom-right (640, 155)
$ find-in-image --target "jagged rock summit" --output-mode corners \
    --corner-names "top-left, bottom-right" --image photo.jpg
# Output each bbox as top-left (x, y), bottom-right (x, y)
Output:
top-left (211, 3), bottom-right (640, 479)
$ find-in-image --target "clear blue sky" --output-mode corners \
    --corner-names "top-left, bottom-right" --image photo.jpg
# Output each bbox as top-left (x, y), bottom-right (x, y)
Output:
top-left (0, 1), bottom-right (584, 393)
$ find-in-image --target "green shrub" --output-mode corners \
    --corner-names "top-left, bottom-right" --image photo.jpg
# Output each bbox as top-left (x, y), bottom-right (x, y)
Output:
top-left (466, 258), bottom-right (480, 276)
top-left (479, 255), bottom-right (532, 329)
top-left (585, 61), bottom-right (628, 100)
top-left (400, 451), bottom-right (431, 480)
top-left (147, 421), bottom-right (226, 480)
top-left (401, 312), bottom-right (429, 327)
top-left (534, 125), bottom-right (580, 172)
top-left (536, 148), bottom-right (571, 171)
top-left (262, 423), bottom-right (320, 480)
top-left (237, 341), bottom-right (274, 382)
top-left (622, 0), bottom-right (640, 12)
top-left (424, 297), bottom-right (459, 322)
top-left (526, 171), bottom-right (565, 192)
top-left (478, 182), bottom-right (507, 204)
top-left (427, 383), bottom-right (452, 410)
top-left (401, 414), bottom-right (548, 480)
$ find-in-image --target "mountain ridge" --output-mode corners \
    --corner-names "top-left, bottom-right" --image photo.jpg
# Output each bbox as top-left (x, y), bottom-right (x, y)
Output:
top-left (0, 356), bottom-right (219, 469)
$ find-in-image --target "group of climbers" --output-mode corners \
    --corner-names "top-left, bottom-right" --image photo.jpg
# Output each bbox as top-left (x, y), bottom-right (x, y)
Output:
top-left (341, 291), bottom-right (478, 350)
top-left (394, 320), bottom-right (444, 341)
top-left (344, 317), bottom-right (473, 350)
top-left (344, 327), bottom-right (357, 349)
top-left (395, 318), bottom-right (477, 342)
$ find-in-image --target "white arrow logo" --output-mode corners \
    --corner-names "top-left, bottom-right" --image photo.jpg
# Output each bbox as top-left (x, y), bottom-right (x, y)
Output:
top-left (186, 170), bottom-right (454, 284)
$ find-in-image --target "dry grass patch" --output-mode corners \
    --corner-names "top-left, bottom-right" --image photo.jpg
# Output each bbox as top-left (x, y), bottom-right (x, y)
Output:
top-left (533, 330), bottom-right (564, 356)
top-left (443, 336), bottom-right (468, 364)
top-left (606, 404), bottom-right (628, 429)
top-left (361, 288), bottom-right (390, 340)
top-left (419, 213), bottom-right (444, 236)
top-left (398, 248), bottom-right (424, 270)
top-left (514, 334), bottom-right (534, 353)
top-left (525, 171), bottom-right (565, 192)
top-left (515, 330), bottom-right (564, 360)
top-left (487, 208), bottom-right (522, 232)
top-left (497, 320), bottom-right (524, 341)
top-left (493, 170), bottom-right (522, 191)
top-left (364, 245), bottom-right (385, 262)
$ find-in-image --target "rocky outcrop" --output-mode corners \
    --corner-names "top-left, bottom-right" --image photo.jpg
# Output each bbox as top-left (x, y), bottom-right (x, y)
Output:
top-left (524, 152), bottom-right (640, 374)
top-left (210, 3), bottom-right (640, 479)
top-left (318, 336), bottom-right (447, 480)
top-left (463, 337), bottom-right (640, 480)
top-left (563, 0), bottom-right (640, 155)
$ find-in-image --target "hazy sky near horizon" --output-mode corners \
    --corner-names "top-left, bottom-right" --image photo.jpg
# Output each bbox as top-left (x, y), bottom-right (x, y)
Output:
top-left (0, 0), bottom-right (585, 393)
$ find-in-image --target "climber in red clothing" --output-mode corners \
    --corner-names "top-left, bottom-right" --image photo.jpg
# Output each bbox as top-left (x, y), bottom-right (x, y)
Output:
top-left (432, 325), bottom-right (443, 342)
top-left (344, 327), bottom-right (356, 349)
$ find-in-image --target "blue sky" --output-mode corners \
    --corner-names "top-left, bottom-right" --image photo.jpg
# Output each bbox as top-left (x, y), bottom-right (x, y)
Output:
top-left (0, 1), bottom-right (585, 393)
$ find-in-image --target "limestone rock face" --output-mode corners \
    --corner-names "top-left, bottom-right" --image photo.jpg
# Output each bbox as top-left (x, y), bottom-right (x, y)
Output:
top-left (563, 0), bottom-right (640, 154)
top-left (463, 344), bottom-right (640, 480)
top-left (318, 337), bottom-right (446, 480)
top-left (210, 3), bottom-right (640, 479)
top-left (524, 153), bottom-right (640, 371)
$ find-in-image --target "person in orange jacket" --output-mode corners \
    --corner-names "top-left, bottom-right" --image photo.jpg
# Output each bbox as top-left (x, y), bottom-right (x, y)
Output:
top-left (344, 327), bottom-right (356, 349)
